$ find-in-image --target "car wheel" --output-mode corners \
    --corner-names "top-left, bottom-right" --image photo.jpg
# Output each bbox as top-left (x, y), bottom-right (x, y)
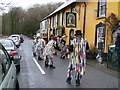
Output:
top-left (15, 80), bottom-right (19, 90)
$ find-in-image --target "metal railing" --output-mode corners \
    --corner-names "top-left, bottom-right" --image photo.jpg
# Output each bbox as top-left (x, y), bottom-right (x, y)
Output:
top-left (107, 45), bottom-right (120, 71)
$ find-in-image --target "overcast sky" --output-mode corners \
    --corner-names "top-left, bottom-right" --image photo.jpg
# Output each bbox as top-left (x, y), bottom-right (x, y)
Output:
top-left (3, 0), bottom-right (66, 9)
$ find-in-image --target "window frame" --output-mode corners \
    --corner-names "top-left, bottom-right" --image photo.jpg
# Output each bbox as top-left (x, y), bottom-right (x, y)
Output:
top-left (97, 0), bottom-right (106, 18)
top-left (62, 11), bottom-right (66, 25)
top-left (96, 27), bottom-right (105, 49)
top-left (57, 13), bottom-right (60, 26)
top-left (53, 15), bottom-right (56, 27)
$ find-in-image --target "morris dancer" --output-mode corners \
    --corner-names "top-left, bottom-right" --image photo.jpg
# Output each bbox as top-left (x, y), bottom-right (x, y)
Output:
top-left (36, 37), bottom-right (46, 60)
top-left (66, 30), bottom-right (87, 86)
top-left (43, 37), bottom-right (57, 69)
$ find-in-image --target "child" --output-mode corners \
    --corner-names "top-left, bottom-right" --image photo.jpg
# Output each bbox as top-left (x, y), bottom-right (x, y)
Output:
top-left (60, 39), bottom-right (67, 59)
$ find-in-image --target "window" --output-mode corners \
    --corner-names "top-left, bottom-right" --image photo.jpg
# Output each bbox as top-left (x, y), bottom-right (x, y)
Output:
top-left (50, 29), bottom-right (53, 35)
top-left (0, 57), bottom-right (3, 84)
top-left (96, 27), bottom-right (105, 49)
top-left (56, 29), bottom-right (59, 36)
top-left (97, 0), bottom-right (106, 18)
top-left (45, 20), bottom-right (47, 29)
top-left (50, 18), bottom-right (53, 28)
top-left (57, 13), bottom-right (60, 26)
top-left (69, 29), bottom-right (74, 44)
top-left (0, 49), bottom-right (11, 84)
top-left (0, 49), bottom-right (10, 72)
top-left (71, 4), bottom-right (75, 13)
top-left (53, 16), bottom-right (56, 27)
top-left (62, 11), bottom-right (66, 25)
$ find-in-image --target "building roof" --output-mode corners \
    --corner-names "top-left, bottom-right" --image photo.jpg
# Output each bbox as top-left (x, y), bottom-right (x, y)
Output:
top-left (41, 0), bottom-right (79, 22)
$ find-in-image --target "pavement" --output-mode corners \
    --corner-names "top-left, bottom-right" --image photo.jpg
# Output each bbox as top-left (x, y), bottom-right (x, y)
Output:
top-left (86, 59), bottom-right (119, 78)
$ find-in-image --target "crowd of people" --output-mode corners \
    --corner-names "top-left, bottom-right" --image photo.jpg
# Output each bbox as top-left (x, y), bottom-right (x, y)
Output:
top-left (32, 30), bottom-right (89, 86)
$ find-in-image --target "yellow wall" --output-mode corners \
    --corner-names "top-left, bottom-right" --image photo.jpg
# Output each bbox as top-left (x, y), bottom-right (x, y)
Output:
top-left (118, 1), bottom-right (120, 20)
top-left (85, 2), bottom-right (104, 47)
top-left (85, 1), bottom-right (119, 53)
top-left (47, 18), bottom-right (50, 41)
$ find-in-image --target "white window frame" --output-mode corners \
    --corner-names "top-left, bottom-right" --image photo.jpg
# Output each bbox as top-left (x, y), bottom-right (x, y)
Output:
top-left (96, 27), bottom-right (105, 48)
top-left (54, 16), bottom-right (56, 27)
top-left (57, 13), bottom-right (60, 26)
top-left (55, 29), bottom-right (59, 36)
top-left (63, 11), bottom-right (66, 25)
top-left (50, 18), bottom-right (53, 28)
top-left (98, 0), bottom-right (106, 18)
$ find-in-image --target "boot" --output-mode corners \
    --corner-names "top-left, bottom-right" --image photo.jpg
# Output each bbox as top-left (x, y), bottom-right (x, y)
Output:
top-left (62, 55), bottom-right (65, 59)
top-left (49, 65), bottom-right (56, 69)
top-left (38, 56), bottom-right (43, 60)
top-left (76, 79), bottom-right (80, 86)
top-left (45, 61), bottom-right (49, 67)
top-left (66, 77), bottom-right (71, 84)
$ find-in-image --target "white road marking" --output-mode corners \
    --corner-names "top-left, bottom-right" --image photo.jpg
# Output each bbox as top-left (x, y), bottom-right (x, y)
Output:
top-left (33, 58), bottom-right (46, 75)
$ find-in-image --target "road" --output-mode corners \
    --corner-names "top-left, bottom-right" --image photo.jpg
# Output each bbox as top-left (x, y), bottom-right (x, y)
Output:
top-left (17, 36), bottom-right (119, 88)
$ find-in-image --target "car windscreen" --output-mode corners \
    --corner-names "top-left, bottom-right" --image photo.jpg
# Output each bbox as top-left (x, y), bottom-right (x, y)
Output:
top-left (0, 40), bottom-right (14, 48)
top-left (11, 36), bottom-right (19, 40)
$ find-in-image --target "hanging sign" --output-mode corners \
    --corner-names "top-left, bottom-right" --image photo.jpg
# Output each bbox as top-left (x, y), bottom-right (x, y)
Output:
top-left (66, 12), bottom-right (76, 27)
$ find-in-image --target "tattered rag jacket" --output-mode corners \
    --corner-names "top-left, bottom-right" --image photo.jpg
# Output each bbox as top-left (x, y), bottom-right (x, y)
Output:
top-left (69, 37), bottom-right (87, 75)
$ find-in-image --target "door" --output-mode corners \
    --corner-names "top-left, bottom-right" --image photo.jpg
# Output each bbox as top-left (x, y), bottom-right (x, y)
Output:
top-left (69, 29), bottom-right (74, 45)
top-left (0, 48), bottom-right (16, 89)
top-left (96, 27), bottom-right (105, 49)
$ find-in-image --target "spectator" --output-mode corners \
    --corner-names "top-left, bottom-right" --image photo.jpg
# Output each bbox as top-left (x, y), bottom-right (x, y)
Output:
top-left (115, 27), bottom-right (120, 66)
top-left (96, 38), bottom-right (104, 64)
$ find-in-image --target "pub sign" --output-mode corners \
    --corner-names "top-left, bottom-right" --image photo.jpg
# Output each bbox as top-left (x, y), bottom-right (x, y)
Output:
top-left (66, 12), bottom-right (76, 27)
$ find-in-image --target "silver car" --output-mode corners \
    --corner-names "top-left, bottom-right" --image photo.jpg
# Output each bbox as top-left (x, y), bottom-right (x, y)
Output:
top-left (9, 34), bottom-right (21, 48)
top-left (0, 39), bottom-right (21, 72)
top-left (0, 39), bottom-right (17, 54)
top-left (0, 43), bottom-right (20, 89)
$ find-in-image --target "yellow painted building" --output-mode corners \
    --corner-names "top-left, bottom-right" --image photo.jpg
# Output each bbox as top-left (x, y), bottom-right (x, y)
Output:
top-left (42, 0), bottom-right (120, 53)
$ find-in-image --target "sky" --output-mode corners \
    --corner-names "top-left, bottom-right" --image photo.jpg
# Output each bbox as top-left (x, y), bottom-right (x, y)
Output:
top-left (3, 0), bottom-right (66, 9)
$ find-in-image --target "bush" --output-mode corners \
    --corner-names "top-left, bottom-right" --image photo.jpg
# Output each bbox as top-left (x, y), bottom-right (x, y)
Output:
top-left (87, 47), bottom-right (98, 59)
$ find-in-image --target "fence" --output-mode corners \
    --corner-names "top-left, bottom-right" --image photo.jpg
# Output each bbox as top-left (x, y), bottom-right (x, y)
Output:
top-left (107, 45), bottom-right (120, 71)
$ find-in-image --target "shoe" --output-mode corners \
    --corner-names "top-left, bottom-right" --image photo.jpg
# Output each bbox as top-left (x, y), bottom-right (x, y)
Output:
top-left (76, 79), bottom-right (80, 86)
top-left (45, 61), bottom-right (49, 67)
top-left (62, 55), bottom-right (65, 59)
top-left (49, 65), bottom-right (56, 69)
top-left (66, 77), bottom-right (71, 84)
top-left (45, 64), bottom-right (49, 67)
top-left (38, 56), bottom-right (43, 60)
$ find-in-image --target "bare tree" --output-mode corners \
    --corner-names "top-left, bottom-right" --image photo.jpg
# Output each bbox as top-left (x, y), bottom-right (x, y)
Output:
top-left (2, 2), bottom-right (63, 36)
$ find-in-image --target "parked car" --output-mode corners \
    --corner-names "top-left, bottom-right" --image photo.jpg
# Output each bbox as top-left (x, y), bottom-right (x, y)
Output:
top-left (9, 34), bottom-right (21, 48)
top-left (0, 43), bottom-right (21, 89)
top-left (0, 39), bottom-right (21, 72)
